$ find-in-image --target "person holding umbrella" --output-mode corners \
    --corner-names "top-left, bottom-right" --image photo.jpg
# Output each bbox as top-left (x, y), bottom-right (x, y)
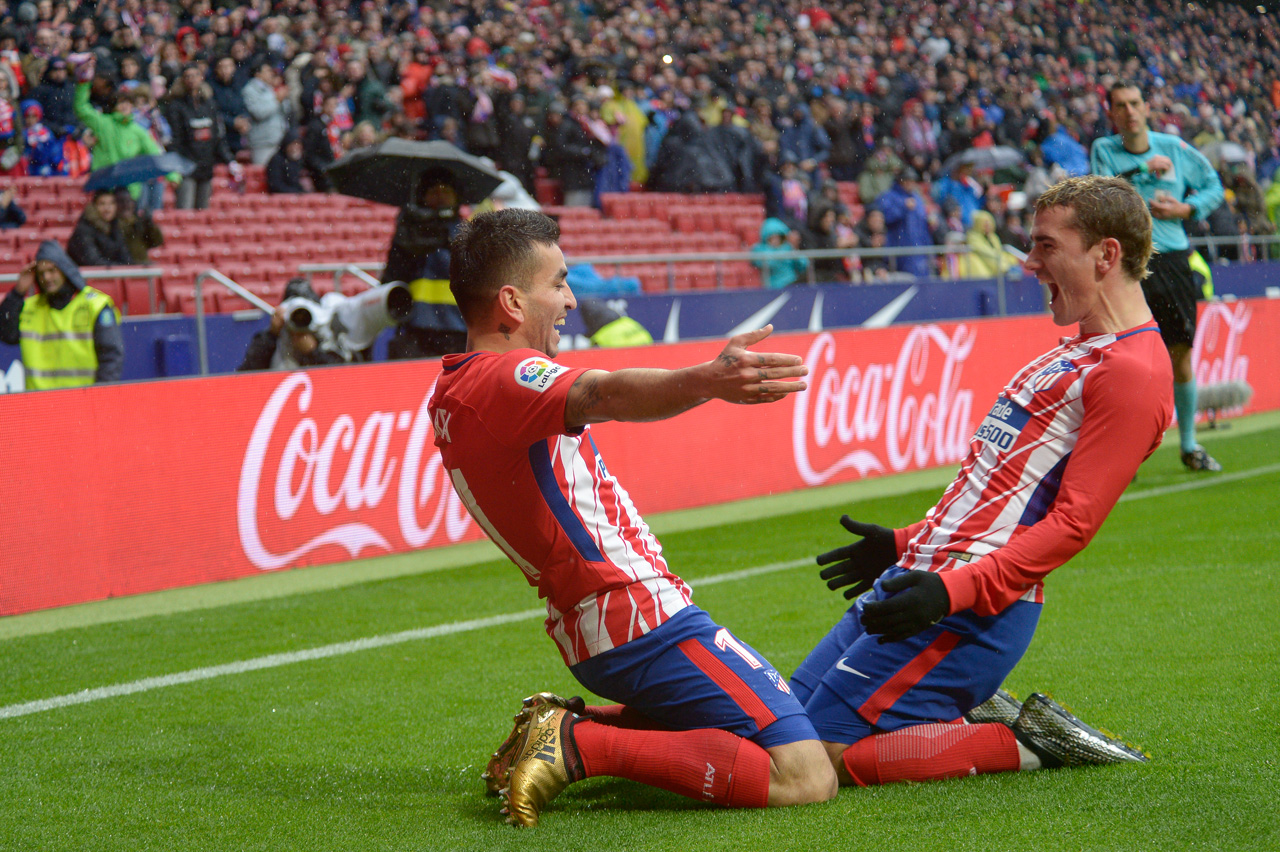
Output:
top-left (324, 137), bottom-right (505, 359)
top-left (382, 168), bottom-right (468, 358)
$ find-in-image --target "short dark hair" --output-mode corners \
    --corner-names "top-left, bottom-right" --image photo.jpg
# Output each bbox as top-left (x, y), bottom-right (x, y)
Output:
top-left (450, 209), bottom-right (561, 325)
top-left (1106, 79), bottom-right (1144, 108)
top-left (1036, 175), bottom-right (1152, 281)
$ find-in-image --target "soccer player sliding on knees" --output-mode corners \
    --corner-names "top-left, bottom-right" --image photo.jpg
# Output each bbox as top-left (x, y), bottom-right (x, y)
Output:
top-left (792, 175), bottom-right (1170, 786)
top-left (428, 208), bottom-right (836, 826)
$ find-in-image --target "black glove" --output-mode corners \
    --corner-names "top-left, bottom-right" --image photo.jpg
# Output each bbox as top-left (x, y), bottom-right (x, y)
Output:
top-left (816, 516), bottom-right (898, 600)
top-left (860, 570), bottom-right (950, 643)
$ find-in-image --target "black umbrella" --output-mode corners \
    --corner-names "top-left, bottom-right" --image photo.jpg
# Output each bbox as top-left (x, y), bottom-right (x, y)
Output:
top-left (83, 152), bottom-right (194, 192)
top-left (324, 138), bottom-right (504, 208)
top-left (941, 145), bottom-right (1026, 174)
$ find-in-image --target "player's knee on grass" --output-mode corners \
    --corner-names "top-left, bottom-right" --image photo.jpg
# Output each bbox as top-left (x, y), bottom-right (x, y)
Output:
top-left (765, 739), bottom-right (839, 805)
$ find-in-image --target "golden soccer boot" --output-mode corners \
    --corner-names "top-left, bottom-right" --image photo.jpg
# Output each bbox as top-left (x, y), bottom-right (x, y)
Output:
top-left (501, 705), bottom-right (585, 827)
top-left (482, 692), bottom-right (584, 796)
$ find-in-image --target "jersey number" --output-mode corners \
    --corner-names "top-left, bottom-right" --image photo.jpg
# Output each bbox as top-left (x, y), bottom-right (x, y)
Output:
top-left (714, 629), bottom-right (762, 669)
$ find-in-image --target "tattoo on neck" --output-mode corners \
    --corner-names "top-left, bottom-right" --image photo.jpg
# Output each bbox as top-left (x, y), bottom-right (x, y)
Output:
top-left (498, 323), bottom-right (511, 339)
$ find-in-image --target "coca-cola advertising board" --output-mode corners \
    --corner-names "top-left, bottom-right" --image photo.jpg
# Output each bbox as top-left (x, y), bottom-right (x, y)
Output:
top-left (2, 299), bottom-right (1275, 616)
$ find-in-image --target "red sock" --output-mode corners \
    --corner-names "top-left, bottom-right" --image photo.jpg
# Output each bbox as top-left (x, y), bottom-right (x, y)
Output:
top-left (841, 722), bottom-right (1020, 786)
top-left (580, 704), bottom-right (673, 730)
top-left (573, 720), bottom-right (770, 807)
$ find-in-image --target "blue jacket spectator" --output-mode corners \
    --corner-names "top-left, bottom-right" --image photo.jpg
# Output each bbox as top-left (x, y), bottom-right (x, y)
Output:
top-left (778, 103), bottom-right (831, 172)
top-left (751, 218), bottom-right (809, 289)
top-left (931, 162), bottom-right (984, 229)
top-left (875, 170), bottom-right (934, 278)
top-left (1040, 124), bottom-right (1091, 177)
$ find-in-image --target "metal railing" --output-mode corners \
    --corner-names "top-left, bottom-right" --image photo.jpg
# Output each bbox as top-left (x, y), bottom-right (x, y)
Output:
top-left (193, 270), bottom-right (275, 375)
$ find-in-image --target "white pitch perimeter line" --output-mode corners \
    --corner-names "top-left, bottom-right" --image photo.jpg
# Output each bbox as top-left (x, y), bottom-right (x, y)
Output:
top-left (6, 461), bottom-right (1277, 722)
top-left (0, 558), bottom-right (811, 721)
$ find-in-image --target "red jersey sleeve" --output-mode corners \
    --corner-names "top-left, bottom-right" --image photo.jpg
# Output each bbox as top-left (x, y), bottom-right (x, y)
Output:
top-left (472, 350), bottom-right (591, 449)
top-left (939, 340), bottom-right (1173, 616)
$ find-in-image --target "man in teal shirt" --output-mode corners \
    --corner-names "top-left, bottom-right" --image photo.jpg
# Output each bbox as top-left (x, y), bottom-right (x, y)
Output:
top-left (1090, 81), bottom-right (1225, 471)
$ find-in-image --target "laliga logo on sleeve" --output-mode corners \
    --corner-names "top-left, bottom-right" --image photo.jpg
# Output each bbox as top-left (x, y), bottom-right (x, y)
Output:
top-left (515, 356), bottom-right (565, 392)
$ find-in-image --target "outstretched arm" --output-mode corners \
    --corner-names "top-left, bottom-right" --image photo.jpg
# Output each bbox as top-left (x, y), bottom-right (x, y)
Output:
top-left (564, 325), bottom-right (807, 429)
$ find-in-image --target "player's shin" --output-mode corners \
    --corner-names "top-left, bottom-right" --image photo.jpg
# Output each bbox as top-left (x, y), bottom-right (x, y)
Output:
top-left (574, 721), bottom-right (771, 807)
top-left (839, 722), bottom-right (1021, 785)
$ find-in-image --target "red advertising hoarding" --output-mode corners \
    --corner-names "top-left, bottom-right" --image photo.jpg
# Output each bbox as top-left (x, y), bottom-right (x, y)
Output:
top-left (2, 298), bottom-right (1275, 616)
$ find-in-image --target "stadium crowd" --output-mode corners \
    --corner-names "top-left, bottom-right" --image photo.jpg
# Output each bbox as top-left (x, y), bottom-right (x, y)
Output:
top-left (0, 0), bottom-right (1276, 275)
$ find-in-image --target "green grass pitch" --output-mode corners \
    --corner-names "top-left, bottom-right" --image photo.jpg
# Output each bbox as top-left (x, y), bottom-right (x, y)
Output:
top-left (2, 413), bottom-right (1277, 851)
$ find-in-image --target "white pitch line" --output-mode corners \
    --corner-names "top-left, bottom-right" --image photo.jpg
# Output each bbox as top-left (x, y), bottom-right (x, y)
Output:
top-left (5, 461), bottom-right (1276, 722)
top-left (0, 558), bottom-right (810, 721)
top-left (1117, 461), bottom-right (1280, 503)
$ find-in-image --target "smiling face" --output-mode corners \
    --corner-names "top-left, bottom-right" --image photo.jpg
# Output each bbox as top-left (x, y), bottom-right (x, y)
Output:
top-left (1025, 204), bottom-right (1108, 331)
top-left (517, 242), bottom-right (574, 358)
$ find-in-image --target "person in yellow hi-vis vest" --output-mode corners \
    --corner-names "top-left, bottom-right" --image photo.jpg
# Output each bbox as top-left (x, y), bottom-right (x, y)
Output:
top-left (0, 240), bottom-right (124, 389)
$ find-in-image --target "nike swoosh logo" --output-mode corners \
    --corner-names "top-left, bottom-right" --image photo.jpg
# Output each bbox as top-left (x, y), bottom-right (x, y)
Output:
top-left (836, 658), bottom-right (871, 679)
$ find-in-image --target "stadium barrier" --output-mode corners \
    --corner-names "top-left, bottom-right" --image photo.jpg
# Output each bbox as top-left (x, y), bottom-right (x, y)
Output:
top-left (1, 297), bottom-right (1276, 617)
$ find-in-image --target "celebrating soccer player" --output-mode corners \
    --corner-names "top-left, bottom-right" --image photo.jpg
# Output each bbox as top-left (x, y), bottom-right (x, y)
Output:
top-left (428, 208), bottom-right (836, 826)
top-left (793, 176), bottom-right (1171, 785)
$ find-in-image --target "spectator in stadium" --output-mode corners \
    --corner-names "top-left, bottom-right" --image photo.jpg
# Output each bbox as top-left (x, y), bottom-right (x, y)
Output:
top-left (237, 279), bottom-right (346, 371)
top-left (778, 102), bottom-right (831, 178)
top-left (346, 57), bottom-right (391, 129)
top-left (495, 92), bottom-right (538, 193)
top-left (209, 54), bottom-right (250, 155)
top-left (67, 189), bottom-right (134, 268)
top-left (751, 217), bottom-right (809, 288)
top-left (805, 203), bottom-right (849, 284)
top-left (0, 239), bottom-right (123, 389)
top-left (0, 184), bottom-right (26, 228)
top-left (795, 175), bottom-right (1168, 789)
top-left (113, 188), bottom-right (163, 265)
top-left (931, 160), bottom-right (984, 229)
top-left (823, 97), bottom-right (860, 182)
top-left (958, 210), bottom-right (1022, 279)
top-left (21, 99), bottom-right (64, 175)
top-left (29, 56), bottom-right (75, 138)
top-left (1037, 111), bottom-right (1091, 178)
top-left (856, 142), bottom-right (903, 213)
top-left (540, 100), bottom-right (596, 208)
top-left (242, 57), bottom-right (286, 166)
top-left (855, 208), bottom-right (893, 281)
top-left (303, 92), bottom-right (343, 193)
top-left (1090, 81), bottom-right (1225, 472)
top-left (432, 208), bottom-right (835, 827)
top-left (874, 167), bottom-right (934, 278)
top-left (71, 54), bottom-right (172, 201)
top-left (265, 129), bottom-right (306, 194)
top-left (383, 169), bottom-right (467, 358)
top-left (165, 64), bottom-right (239, 210)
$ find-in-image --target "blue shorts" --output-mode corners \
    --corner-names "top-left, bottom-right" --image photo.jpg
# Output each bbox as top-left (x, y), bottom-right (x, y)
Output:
top-left (789, 567), bottom-right (1041, 744)
top-left (569, 606), bottom-right (818, 749)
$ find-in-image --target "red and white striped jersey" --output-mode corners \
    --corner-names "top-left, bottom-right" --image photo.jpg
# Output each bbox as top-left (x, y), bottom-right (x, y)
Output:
top-left (896, 321), bottom-right (1173, 616)
top-left (429, 349), bottom-right (692, 666)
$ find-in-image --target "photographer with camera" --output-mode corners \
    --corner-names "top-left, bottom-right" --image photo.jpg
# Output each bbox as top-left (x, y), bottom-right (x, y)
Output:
top-left (237, 278), bottom-right (345, 371)
top-left (383, 168), bottom-right (468, 359)
top-left (238, 277), bottom-right (414, 371)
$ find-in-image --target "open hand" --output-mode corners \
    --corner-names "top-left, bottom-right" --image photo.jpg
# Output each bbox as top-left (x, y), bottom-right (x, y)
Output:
top-left (709, 325), bottom-right (807, 404)
top-left (816, 516), bottom-right (898, 599)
